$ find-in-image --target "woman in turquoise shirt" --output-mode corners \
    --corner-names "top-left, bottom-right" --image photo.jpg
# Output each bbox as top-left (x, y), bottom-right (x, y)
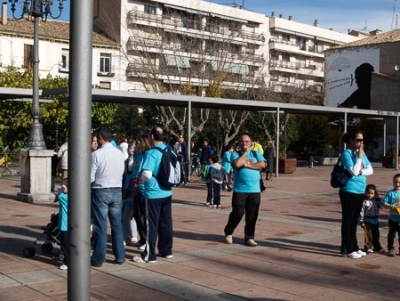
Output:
top-left (340, 129), bottom-right (373, 259)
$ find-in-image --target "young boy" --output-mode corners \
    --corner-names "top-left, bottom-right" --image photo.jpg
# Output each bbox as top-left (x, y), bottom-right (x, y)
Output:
top-left (202, 157), bottom-right (213, 206)
top-left (56, 178), bottom-right (68, 269)
top-left (207, 155), bottom-right (226, 208)
top-left (381, 173), bottom-right (400, 256)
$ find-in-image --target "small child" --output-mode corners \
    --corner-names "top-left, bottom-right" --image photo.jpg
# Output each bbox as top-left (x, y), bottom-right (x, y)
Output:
top-left (206, 155), bottom-right (226, 209)
top-left (56, 178), bottom-right (68, 270)
top-left (359, 184), bottom-right (384, 254)
top-left (203, 157), bottom-right (213, 206)
top-left (381, 173), bottom-right (400, 256)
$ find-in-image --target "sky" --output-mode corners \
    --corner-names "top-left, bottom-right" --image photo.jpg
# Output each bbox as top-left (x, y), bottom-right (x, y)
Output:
top-left (7, 0), bottom-right (398, 34)
top-left (207, 0), bottom-right (399, 33)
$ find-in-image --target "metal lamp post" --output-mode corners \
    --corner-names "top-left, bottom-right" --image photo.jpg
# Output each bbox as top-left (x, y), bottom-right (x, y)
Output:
top-left (9, 0), bottom-right (65, 149)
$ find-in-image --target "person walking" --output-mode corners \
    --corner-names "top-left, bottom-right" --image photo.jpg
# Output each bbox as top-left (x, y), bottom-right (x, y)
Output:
top-left (339, 129), bottom-right (373, 259)
top-left (57, 138), bottom-right (68, 180)
top-left (222, 144), bottom-right (234, 191)
top-left (224, 133), bottom-right (265, 247)
top-left (177, 135), bottom-right (188, 186)
top-left (264, 139), bottom-right (275, 181)
top-left (133, 126), bottom-right (174, 263)
top-left (90, 127), bottom-right (126, 267)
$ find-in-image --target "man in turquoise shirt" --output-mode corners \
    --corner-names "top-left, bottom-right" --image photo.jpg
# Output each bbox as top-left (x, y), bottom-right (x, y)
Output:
top-left (224, 133), bottom-right (265, 247)
top-left (133, 126), bottom-right (174, 263)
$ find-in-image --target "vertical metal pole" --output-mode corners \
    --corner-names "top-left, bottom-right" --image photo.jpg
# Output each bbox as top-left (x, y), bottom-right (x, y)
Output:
top-left (275, 108), bottom-right (280, 178)
top-left (383, 118), bottom-right (387, 156)
top-left (27, 15), bottom-right (46, 149)
top-left (68, 0), bottom-right (93, 300)
top-left (397, 116), bottom-right (399, 171)
top-left (187, 101), bottom-right (192, 165)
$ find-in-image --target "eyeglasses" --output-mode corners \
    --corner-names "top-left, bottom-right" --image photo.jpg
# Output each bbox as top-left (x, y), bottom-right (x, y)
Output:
top-left (356, 139), bottom-right (364, 143)
top-left (179, 136), bottom-right (183, 138)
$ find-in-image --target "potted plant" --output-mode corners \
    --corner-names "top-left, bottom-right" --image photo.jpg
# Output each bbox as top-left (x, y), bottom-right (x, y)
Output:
top-left (278, 147), bottom-right (297, 174)
top-left (382, 146), bottom-right (399, 168)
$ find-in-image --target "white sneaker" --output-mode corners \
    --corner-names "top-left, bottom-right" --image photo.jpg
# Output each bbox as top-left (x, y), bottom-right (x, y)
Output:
top-left (357, 250), bottom-right (367, 257)
top-left (59, 264), bottom-right (68, 270)
top-left (225, 235), bottom-right (233, 244)
top-left (366, 249), bottom-right (374, 254)
top-left (132, 256), bottom-right (156, 263)
top-left (138, 244), bottom-right (146, 251)
top-left (348, 251), bottom-right (362, 259)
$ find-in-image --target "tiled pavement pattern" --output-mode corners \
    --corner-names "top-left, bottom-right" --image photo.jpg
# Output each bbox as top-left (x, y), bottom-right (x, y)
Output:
top-left (1, 164), bottom-right (400, 300)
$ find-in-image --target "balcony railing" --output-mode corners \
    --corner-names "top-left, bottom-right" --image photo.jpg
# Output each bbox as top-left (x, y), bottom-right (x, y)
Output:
top-left (127, 10), bottom-right (264, 43)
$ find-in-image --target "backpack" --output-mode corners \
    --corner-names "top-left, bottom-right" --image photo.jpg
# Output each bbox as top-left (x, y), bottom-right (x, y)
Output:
top-left (154, 147), bottom-right (181, 188)
top-left (201, 164), bottom-right (208, 181)
top-left (209, 166), bottom-right (224, 184)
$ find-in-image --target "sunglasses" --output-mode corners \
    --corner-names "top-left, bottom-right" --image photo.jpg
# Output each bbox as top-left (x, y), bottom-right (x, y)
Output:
top-left (356, 139), bottom-right (364, 143)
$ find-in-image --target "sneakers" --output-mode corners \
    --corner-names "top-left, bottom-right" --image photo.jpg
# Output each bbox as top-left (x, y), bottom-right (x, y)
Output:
top-left (212, 205), bottom-right (217, 208)
top-left (225, 235), bottom-right (233, 244)
top-left (216, 205), bottom-right (221, 209)
top-left (378, 248), bottom-right (386, 253)
top-left (132, 256), bottom-right (157, 263)
top-left (159, 254), bottom-right (173, 259)
top-left (115, 259), bottom-right (125, 265)
top-left (205, 202), bottom-right (210, 206)
top-left (138, 244), bottom-right (146, 251)
top-left (347, 251), bottom-right (362, 259)
top-left (59, 264), bottom-right (68, 270)
top-left (357, 250), bottom-right (367, 257)
top-left (245, 239), bottom-right (258, 247)
top-left (388, 248), bottom-right (396, 257)
top-left (90, 261), bottom-right (102, 267)
top-left (366, 249), bottom-right (374, 254)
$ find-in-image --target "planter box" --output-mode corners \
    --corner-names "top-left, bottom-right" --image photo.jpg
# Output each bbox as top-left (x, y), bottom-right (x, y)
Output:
top-left (279, 158), bottom-right (297, 174)
top-left (382, 156), bottom-right (400, 168)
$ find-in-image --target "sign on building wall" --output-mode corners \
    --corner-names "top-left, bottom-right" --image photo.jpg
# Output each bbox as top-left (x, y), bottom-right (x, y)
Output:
top-left (324, 48), bottom-right (380, 109)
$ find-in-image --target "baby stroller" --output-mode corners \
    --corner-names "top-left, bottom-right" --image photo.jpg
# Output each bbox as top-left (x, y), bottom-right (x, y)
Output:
top-left (23, 213), bottom-right (63, 260)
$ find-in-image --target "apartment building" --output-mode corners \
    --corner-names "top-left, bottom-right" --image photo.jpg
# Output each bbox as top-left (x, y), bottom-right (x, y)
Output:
top-left (0, 15), bottom-right (119, 90)
top-left (94, 0), bottom-right (268, 95)
top-left (268, 14), bottom-right (360, 95)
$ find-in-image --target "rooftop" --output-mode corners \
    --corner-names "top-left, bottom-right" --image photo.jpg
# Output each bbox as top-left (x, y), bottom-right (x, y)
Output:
top-left (329, 28), bottom-right (400, 49)
top-left (0, 18), bottom-right (118, 47)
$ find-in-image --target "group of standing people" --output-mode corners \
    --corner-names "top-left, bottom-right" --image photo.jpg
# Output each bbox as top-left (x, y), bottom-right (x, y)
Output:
top-left (338, 128), bottom-right (400, 259)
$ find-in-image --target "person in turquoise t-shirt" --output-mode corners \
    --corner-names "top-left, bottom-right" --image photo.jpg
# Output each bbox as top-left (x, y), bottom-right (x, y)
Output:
top-left (133, 126), bottom-right (174, 264)
top-left (56, 178), bottom-right (68, 270)
top-left (382, 173), bottom-right (400, 256)
top-left (224, 133), bottom-right (265, 247)
top-left (222, 144), bottom-right (234, 191)
top-left (339, 129), bottom-right (373, 259)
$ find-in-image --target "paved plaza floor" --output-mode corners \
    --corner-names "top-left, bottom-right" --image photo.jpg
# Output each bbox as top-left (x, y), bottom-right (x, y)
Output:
top-left (1, 164), bottom-right (400, 300)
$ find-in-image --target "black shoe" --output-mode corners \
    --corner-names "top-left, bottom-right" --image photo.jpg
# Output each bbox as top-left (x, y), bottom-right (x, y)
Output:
top-left (91, 261), bottom-right (102, 267)
top-left (115, 259), bottom-right (125, 265)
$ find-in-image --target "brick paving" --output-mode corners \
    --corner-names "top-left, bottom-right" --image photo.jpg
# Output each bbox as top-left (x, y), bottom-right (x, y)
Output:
top-left (1, 164), bottom-right (400, 300)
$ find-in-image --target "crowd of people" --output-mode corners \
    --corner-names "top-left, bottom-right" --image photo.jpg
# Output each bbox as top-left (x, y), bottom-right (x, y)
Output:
top-left (53, 126), bottom-right (400, 271)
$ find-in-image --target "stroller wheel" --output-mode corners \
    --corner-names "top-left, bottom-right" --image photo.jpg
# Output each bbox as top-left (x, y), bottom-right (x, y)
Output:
top-left (23, 247), bottom-right (36, 257)
top-left (42, 243), bottom-right (53, 253)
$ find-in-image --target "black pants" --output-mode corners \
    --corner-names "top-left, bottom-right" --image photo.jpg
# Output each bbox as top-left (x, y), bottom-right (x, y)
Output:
top-left (388, 219), bottom-right (400, 250)
top-left (58, 230), bottom-right (68, 265)
top-left (133, 193), bottom-right (146, 245)
top-left (224, 192), bottom-right (260, 240)
top-left (339, 190), bottom-right (364, 254)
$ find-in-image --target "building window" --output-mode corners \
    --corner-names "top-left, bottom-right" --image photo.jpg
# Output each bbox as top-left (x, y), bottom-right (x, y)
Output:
top-left (270, 51), bottom-right (279, 60)
top-left (99, 53), bottom-right (111, 73)
top-left (282, 54), bottom-right (290, 62)
top-left (99, 81), bottom-right (111, 89)
top-left (296, 37), bottom-right (306, 50)
top-left (162, 7), bottom-right (170, 18)
top-left (282, 34), bottom-right (290, 41)
top-left (281, 74), bottom-right (290, 83)
top-left (144, 5), bottom-right (156, 14)
top-left (60, 48), bottom-right (69, 72)
top-left (270, 74), bottom-right (278, 81)
top-left (181, 39), bottom-right (193, 52)
top-left (23, 44), bottom-right (33, 68)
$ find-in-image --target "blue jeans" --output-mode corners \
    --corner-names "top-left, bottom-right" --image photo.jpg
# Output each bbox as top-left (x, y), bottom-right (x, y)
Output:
top-left (91, 188), bottom-right (125, 263)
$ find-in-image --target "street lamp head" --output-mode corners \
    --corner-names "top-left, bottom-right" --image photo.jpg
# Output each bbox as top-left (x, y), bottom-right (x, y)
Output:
top-left (9, 0), bottom-right (65, 21)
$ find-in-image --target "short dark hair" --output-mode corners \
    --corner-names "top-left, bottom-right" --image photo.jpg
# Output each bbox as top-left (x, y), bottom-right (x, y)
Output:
top-left (211, 154), bottom-right (219, 163)
top-left (97, 127), bottom-right (112, 142)
top-left (150, 126), bottom-right (164, 141)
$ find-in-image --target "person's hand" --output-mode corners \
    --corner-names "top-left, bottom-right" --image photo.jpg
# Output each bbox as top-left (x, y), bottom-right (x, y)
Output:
top-left (358, 144), bottom-right (365, 158)
top-left (242, 145), bottom-right (249, 152)
top-left (360, 222), bottom-right (365, 228)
